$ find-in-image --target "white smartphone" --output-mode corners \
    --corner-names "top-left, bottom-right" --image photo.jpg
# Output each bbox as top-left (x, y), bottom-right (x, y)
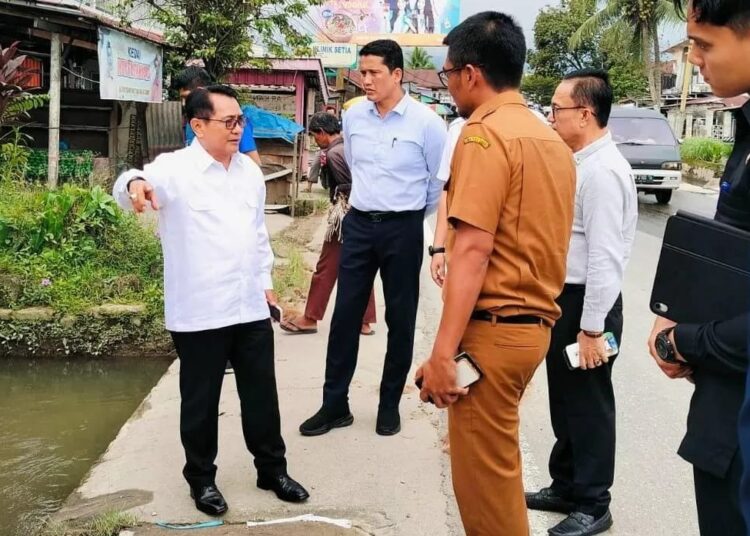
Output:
top-left (564, 332), bottom-right (619, 370)
top-left (455, 352), bottom-right (483, 388)
top-left (415, 352), bottom-right (484, 404)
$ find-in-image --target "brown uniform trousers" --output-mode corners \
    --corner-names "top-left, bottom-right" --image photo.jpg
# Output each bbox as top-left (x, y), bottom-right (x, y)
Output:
top-left (304, 238), bottom-right (376, 324)
top-left (449, 320), bottom-right (550, 536)
top-left (445, 91), bottom-right (576, 535)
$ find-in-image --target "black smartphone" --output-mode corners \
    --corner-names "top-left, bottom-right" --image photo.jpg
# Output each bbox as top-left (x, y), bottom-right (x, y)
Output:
top-left (268, 303), bottom-right (283, 323)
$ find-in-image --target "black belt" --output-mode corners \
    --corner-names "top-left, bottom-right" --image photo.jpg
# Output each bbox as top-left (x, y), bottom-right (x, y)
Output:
top-left (470, 311), bottom-right (543, 324)
top-left (351, 207), bottom-right (424, 222)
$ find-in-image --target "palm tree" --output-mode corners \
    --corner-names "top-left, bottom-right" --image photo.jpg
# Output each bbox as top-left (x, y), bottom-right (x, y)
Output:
top-left (407, 47), bottom-right (435, 70)
top-left (570, 0), bottom-right (680, 107)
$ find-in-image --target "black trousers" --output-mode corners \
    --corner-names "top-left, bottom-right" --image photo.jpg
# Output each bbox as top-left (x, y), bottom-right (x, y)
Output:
top-left (694, 451), bottom-right (745, 536)
top-left (171, 320), bottom-right (286, 489)
top-left (323, 208), bottom-right (424, 411)
top-left (546, 284), bottom-right (623, 516)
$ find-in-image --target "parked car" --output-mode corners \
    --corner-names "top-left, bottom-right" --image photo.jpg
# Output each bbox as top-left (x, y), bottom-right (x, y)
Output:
top-left (609, 107), bottom-right (682, 204)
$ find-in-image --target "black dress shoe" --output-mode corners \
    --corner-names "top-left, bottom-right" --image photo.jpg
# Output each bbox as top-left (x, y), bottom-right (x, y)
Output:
top-left (299, 406), bottom-right (353, 436)
top-left (257, 473), bottom-right (310, 503)
top-left (376, 407), bottom-right (400, 436)
top-left (189, 484), bottom-right (228, 516)
top-left (525, 487), bottom-right (575, 514)
top-left (548, 510), bottom-right (613, 536)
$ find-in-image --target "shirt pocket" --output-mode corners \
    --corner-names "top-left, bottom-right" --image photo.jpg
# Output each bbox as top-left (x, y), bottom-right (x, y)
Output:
top-left (388, 137), bottom-right (425, 178)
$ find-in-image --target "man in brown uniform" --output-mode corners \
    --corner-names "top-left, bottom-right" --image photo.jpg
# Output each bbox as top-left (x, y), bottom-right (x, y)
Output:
top-left (417, 11), bottom-right (576, 535)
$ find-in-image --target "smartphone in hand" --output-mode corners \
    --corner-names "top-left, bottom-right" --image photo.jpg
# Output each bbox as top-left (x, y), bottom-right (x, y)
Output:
top-left (268, 303), bottom-right (283, 323)
top-left (564, 332), bottom-right (619, 370)
top-left (416, 352), bottom-right (484, 404)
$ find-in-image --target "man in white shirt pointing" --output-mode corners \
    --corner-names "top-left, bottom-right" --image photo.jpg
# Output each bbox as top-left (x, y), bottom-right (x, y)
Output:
top-left (525, 69), bottom-right (637, 536)
top-left (113, 85), bottom-right (309, 517)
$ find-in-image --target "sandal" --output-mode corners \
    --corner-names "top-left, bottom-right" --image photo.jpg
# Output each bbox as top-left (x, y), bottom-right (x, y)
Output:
top-left (279, 317), bottom-right (318, 335)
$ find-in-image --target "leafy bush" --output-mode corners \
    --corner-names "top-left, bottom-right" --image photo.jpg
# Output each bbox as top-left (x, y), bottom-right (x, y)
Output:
top-left (680, 137), bottom-right (733, 169)
top-left (0, 179), bottom-right (163, 314)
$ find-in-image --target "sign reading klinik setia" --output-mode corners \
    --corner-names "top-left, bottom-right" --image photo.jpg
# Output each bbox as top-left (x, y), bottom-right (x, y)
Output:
top-left (312, 42), bottom-right (358, 69)
top-left (98, 27), bottom-right (163, 103)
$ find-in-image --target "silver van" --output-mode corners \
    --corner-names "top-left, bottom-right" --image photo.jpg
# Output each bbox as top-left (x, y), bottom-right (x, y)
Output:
top-left (609, 107), bottom-right (682, 204)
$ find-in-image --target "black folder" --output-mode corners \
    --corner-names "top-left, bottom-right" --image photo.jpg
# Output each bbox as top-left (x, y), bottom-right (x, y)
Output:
top-left (650, 211), bottom-right (750, 323)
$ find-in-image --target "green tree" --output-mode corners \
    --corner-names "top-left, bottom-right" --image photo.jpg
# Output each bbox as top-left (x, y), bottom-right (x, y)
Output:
top-left (570, 0), bottom-right (681, 107)
top-left (407, 47), bottom-right (435, 70)
top-left (528, 0), bottom-right (605, 78)
top-left (521, 74), bottom-right (558, 106)
top-left (119, 0), bottom-right (321, 81)
top-left (525, 0), bottom-right (650, 104)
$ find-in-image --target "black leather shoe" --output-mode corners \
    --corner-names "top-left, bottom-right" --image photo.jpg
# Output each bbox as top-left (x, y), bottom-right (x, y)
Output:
top-left (299, 406), bottom-right (353, 436)
top-left (376, 407), bottom-right (401, 436)
top-left (189, 484), bottom-right (228, 516)
top-left (548, 510), bottom-right (613, 536)
top-left (525, 487), bottom-right (575, 514)
top-left (257, 473), bottom-right (310, 503)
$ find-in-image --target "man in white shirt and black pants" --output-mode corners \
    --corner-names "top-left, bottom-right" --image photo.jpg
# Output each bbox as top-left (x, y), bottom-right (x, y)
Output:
top-left (113, 85), bottom-right (308, 517)
top-left (525, 69), bottom-right (637, 536)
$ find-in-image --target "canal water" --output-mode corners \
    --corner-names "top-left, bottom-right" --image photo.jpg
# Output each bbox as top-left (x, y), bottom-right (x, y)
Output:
top-left (0, 357), bottom-right (172, 535)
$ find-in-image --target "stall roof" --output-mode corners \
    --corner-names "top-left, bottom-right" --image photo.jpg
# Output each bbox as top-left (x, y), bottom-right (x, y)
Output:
top-left (236, 58), bottom-right (331, 103)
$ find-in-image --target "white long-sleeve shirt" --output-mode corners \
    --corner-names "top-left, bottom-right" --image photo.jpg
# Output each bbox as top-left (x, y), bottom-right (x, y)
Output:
top-left (566, 131), bottom-right (638, 332)
top-left (113, 140), bottom-right (274, 332)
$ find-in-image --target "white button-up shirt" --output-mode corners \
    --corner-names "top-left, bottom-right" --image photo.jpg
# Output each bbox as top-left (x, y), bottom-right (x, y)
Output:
top-left (566, 131), bottom-right (638, 332)
top-left (437, 117), bottom-right (466, 182)
top-left (113, 140), bottom-right (273, 333)
top-left (343, 93), bottom-right (447, 214)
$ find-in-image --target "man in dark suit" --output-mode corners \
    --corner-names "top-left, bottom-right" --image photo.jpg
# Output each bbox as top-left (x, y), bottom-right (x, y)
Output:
top-left (649, 2), bottom-right (750, 535)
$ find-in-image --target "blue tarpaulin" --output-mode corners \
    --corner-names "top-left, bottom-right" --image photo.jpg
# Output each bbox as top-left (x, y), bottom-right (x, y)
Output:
top-left (242, 104), bottom-right (304, 144)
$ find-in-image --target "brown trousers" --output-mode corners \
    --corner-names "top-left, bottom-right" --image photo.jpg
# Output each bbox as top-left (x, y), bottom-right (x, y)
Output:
top-left (449, 320), bottom-right (551, 536)
top-left (304, 238), bottom-right (376, 324)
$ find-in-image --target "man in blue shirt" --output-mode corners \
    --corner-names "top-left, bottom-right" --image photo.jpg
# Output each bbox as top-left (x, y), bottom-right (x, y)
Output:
top-left (300, 39), bottom-right (447, 437)
top-left (173, 66), bottom-right (262, 166)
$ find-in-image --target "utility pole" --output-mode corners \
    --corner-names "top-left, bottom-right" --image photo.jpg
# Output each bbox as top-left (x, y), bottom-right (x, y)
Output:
top-left (47, 32), bottom-right (61, 189)
top-left (676, 43), bottom-right (693, 139)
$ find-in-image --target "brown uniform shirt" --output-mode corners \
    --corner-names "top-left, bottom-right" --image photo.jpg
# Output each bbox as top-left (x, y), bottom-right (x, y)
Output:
top-left (447, 92), bottom-right (576, 325)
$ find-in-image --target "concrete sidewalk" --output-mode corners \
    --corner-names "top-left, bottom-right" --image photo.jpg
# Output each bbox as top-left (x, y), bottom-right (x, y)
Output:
top-left (57, 213), bottom-right (463, 536)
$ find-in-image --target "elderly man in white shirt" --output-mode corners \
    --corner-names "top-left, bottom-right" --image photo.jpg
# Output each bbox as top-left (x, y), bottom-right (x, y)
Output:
top-left (113, 85), bottom-right (309, 517)
top-left (525, 69), bottom-right (637, 536)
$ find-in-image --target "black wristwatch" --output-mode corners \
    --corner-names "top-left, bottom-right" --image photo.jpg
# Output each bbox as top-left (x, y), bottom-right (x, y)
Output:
top-left (428, 245), bottom-right (445, 257)
top-left (655, 327), bottom-right (678, 363)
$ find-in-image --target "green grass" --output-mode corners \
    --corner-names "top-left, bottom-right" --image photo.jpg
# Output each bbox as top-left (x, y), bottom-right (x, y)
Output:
top-left (40, 511), bottom-right (137, 536)
top-left (0, 179), bottom-right (163, 315)
top-left (272, 243), bottom-right (308, 304)
top-left (680, 137), bottom-right (733, 171)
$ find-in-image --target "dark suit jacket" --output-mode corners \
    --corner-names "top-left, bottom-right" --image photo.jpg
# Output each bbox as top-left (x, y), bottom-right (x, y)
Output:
top-left (675, 102), bottom-right (750, 478)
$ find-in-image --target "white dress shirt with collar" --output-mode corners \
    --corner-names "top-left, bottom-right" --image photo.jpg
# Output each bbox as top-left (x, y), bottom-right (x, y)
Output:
top-left (343, 92), bottom-right (447, 214)
top-left (437, 117), bottom-right (467, 182)
top-left (113, 140), bottom-right (274, 333)
top-left (566, 131), bottom-right (638, 332)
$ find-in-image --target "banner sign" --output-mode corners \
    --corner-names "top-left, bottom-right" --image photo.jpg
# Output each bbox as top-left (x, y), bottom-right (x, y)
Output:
top-left (312, 42), bottom-right (358, 68)
top-left (311, 0), bottom-right (461, 46)
top-left (98, 27), bottom-right (163, 103)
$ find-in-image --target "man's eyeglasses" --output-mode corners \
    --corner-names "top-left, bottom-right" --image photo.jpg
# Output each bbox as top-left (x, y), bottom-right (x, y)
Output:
top-left (550, 105), bottom-right (596, 120)
top-left (201, 115), bottom-right (247, 130)
top-left (437, 64), bottom-right (484, 87)
top-left (437, 66), bottom-right (464, 87)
